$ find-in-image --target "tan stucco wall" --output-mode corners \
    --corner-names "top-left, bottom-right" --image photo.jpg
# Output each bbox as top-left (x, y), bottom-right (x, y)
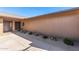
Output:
top-left (0, 18), bottom-right (3, 33)
top-left (23, 14), bottom-right (79, 39)
top-left (21, 20), bottom-right (32, 30)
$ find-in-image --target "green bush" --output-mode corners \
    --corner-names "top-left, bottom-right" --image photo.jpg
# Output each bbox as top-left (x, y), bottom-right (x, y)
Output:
top-left (28, 32), bottom-right (33, 35)
top-left (63, 38), bottom-right (74, 46)
top-left (43, 36), bottom-right (48, 39)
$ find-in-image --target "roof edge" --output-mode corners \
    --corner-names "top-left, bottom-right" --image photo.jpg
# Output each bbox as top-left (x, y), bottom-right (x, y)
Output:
top-left (25, 8), bottom-right (79, 20)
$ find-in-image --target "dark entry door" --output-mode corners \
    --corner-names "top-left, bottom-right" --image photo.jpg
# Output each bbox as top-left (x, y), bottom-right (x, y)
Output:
top-left (15, 22), bottom-right (21, 31)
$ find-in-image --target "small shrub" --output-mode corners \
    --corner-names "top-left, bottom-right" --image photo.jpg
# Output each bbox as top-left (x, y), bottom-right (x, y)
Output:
top-left (53, 36), bottom-right (57, 41)
top-left (28, 32), bottom-right (33, 35)
top-left (17, 29), bottom-right (20, 31)
top-left (49, 36), bottom-right (57, 41)
top-left (20, 30), bottom-right (24, 33)
top-left (63, 38), bottom-right (74, 46)
top-left (43, 36), bottom-right (48, 39)
top-left (24, 31), bottom-right (27, 34)
top-left (50, 36), bottom-right (53, 40)
top-left (23, 31), bottom-right (27, 34)
top-left (35, 34), bottom-right (40, 36)
top-left (19, 30), bottom-right (22, 32)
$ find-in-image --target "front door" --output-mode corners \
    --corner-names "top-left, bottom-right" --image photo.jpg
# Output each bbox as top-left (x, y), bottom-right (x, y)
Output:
top-left (15, 22), bottom-right (21, 31)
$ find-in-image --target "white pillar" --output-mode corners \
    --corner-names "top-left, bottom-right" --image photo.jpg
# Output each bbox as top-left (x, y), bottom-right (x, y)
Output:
top-left (0, 18), bottom-right (3, 33)
top-left (12, 21), bottom-right (15, 32)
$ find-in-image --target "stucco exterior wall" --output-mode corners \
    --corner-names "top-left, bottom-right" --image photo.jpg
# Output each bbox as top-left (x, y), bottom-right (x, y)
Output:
top-left (0, 18), bottom-right (3, 33)
top-left (23, 14), bottom-right (79, 39)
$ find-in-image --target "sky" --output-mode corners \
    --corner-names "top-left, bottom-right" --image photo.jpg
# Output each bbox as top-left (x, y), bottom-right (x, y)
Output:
top-left (0, 7), bottom-right (74, 18)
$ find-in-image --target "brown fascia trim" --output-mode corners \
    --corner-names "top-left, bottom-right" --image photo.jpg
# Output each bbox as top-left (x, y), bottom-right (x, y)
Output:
top-left (25, 8), bottom-right (79, 20)
top-left (0, 16), bottom-right (25, 20)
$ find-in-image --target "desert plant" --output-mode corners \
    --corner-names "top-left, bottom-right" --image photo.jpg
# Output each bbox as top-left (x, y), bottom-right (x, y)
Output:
top-left (22, 30), bottom-right (27, 34)
top-left (43, 35), bottom-right (48, 39)
top-left (35, 33), bottom-right (40, 36)
top-left (24, 31), bottom-right (28, 34)
top-left (63, 38), bottom-right (74, 46)
top-left (28, 32), bottom-right (33, 35)
top-left (50, 36), bottom-right (53, 40)
top-left (53, 36), bottom-right (57, 41)
top-left (49, 36), bottom-right (57, 41)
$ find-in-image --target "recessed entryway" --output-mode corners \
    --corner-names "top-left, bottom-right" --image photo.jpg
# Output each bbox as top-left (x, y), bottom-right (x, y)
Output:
top-left (3, 21), bottom-right (12, 32)
top-left (15, 22), bottom-right (21, 31)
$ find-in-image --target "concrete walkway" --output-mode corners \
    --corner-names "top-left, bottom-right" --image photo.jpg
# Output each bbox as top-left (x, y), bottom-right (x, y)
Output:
top-left (0, 32), bottom-right (31, 51)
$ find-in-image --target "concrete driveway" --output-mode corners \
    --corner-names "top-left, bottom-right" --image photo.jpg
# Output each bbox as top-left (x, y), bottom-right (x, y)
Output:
top-left (0, 32), bottom-right (32, 51)
top-left (0, 32), bottom-right (46, 51)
